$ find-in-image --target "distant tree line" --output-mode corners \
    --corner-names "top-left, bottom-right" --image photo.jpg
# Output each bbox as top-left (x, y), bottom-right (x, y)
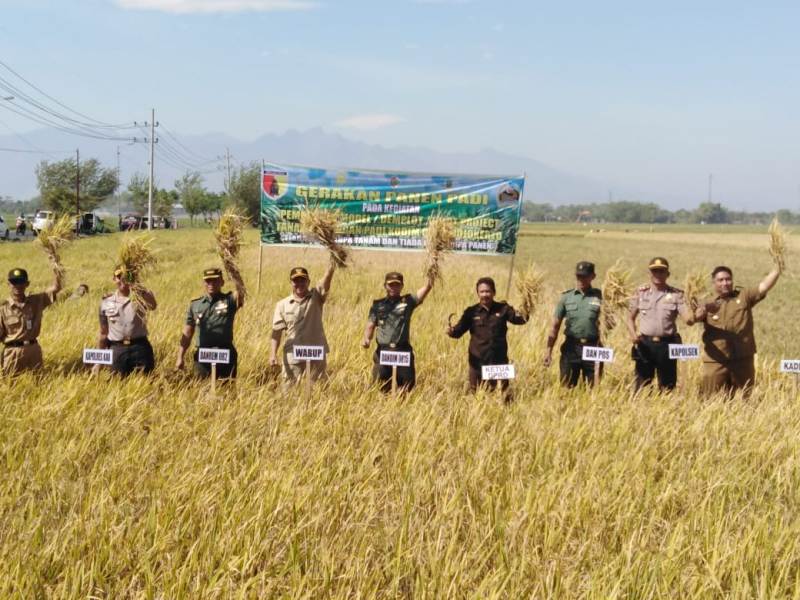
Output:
top-left (523, 201), bottom-right (800, 225)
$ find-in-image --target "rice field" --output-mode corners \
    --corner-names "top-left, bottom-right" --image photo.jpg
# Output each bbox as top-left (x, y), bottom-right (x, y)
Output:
top-left (1, 223), bottom-right (799, 598)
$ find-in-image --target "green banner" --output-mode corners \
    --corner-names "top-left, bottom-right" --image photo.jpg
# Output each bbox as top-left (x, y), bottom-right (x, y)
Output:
top-left (261, 164), bottom-right (525, 254)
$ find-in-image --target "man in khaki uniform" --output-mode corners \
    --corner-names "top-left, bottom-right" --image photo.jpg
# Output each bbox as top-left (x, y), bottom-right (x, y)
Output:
top-left (0, 267), bottom-right (61, 374)
top-left (269, 261), bottom-right (335, 385)
top-left (695, 264), bottom-right (780, 396)
top-left (626, 257), bottom-right (695, 392)
top-left (96, 266), bottom-right (157, 376)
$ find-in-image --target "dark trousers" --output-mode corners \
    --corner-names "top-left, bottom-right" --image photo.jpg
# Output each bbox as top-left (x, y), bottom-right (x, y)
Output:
top-left (468, 364), bottom-right (512, 401)
top-left (110, 339), bottom-right (155, 376)
top-left (559, 338), bottom-right (601, 387)
top-left (633, 336), bottom-right (678, 391)
top-left (373, 345), bottom-right (415, 393)
top-left (193, 346), bottom-right (238, 379)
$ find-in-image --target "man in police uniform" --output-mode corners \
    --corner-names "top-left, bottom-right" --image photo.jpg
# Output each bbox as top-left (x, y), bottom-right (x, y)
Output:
top-left (543, 261), bottom-right (603, 387)
top-left (0, 267), bottom-right (61, 374)
top-left (270, 261), bottom-right (335, 385)
top-left (361, 271), bottom-right (433, 393)
top-left (625, 257), bottom-right (696, 392)
top-left (96, 266), bottom-right (157, 376)
top-left (177, 267), bottom-right (244, 378)
top-left (694, 264), bottom-right (780, 396)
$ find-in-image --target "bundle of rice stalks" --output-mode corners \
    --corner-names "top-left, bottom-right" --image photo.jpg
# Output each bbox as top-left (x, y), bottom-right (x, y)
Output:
top-left (683, 271), bottom-right (708, 309)
top-left (768, 217), bottom-right (788, 273)
top-left (300, 206), bottom-right (349, 268)
top-left (35, 215), bottom-right (74, 289)
top-left (515, 263), bottom-right (546, 319)
top-left (117, 235), bottom-right (158, 316)
top-left (601, 260), bottom-right (633, 333)
top-left (423, 216), bottom-right (456, 283)
top-left (214, 208), bottom-right (247, 302)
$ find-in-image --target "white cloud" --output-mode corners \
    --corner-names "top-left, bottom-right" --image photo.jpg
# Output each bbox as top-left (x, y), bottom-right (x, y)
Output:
top-left (115, 0), bottom-right (318, 14)
top-left (333, 114), bottom-right (406, 131)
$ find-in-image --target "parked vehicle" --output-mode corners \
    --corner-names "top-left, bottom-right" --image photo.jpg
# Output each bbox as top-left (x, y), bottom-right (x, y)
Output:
top-left (0, 216), bottom-right (8, 240)
top-left (32, 210), bottom-right (54, 235)
top-left (75, 212), bottom-right (106, 234)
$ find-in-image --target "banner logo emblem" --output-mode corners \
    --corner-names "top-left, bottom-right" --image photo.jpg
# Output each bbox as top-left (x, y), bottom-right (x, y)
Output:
top-left (262, 170), bottom-right (289, 200)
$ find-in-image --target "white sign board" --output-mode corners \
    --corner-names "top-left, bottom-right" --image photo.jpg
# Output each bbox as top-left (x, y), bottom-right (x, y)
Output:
top-left (780, 359), bottom-right (800, 373)
top-left (83, 348), bottom-right (113, 365)
top-left (379, 350), bottom-right (411, 367)
top-left (198, 348), bottom-right (231, 364)
top-left (481, 364), bottom-right (516, 380)
top-left (668, 344), bottom-right (701, 360)
top-left (292, 345), bottom-right (325, 361)
top-left (581, 346), bottom-right (614, 363)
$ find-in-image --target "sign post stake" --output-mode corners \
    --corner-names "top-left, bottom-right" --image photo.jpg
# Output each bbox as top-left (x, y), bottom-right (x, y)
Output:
top-left (593, 360), bottom-right (600, 386)
top-left (257, 245), bottom-right (264, 295)
top-left (392, 365), bottom-right (398, 396)
top-left (211, 362), bottom-right (217, 397)
top-left (305, 358), bottom-right (312, 400)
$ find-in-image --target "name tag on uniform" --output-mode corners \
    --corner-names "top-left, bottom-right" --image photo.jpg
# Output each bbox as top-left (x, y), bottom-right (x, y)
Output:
top-left (668, 344), bottom-right (700, 360)
top-left (481, 364), bottom-right (515, 380)
top-left (780, 359), bottom-right (800, 373)
top-left (293, 345), bottom-right (325, 361)
top-left (582, 346), bottom-right (614, 362)
top-left (83, 348), bottom-right (113, 365)
top-left (380, 351), bottom-right (411, 367)
top-left (198, 348), bottom-right (230, 364)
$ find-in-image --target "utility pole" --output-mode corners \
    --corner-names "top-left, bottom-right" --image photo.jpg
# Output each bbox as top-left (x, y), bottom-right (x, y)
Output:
top-left (116, 145), bottom-right (121, 223)
top-left (147, 108), bottom-right (156, 230)
top-left (226, 146), bottom-right (232, 197)
top-left (708, 173), bottom-right (713, 204)
top-left (75, 148), bottom-right (80, 235)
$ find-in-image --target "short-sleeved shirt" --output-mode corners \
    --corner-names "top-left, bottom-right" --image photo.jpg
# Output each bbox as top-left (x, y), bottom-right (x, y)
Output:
top-left (629, 285), bottom-right (687, 337)
top-left (272, 288), bottom-right (327, 363)
top-left (368, 293), bottom-right (419, 347)
top-left (701, 286), bottom-right (765, 362)
top-left (186, 291), bottom-right (238, 348)
top-left (100, 292), bottom-right (150, 341)
top-left (449, 301), bottom-right (527, 367)
top-left (554, 287), bottom-right (602, 340)
top-left (0, 291), bottom-right (55, 343)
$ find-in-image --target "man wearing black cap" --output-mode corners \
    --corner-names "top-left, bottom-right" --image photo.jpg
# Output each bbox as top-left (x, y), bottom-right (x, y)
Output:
top-left (177, 267), bottom-right (244, 378)
top-left (96, 266), bottom-right (157, 376)
top-left (270, 260), bottom-right (335, 386)
top-left (0, 267), bottom-right (62, 373)
top-left (626, 257), bottom-right (695, 392)
top-left (544, 261), bottom-right (603, 387)
top-left (361, 270), bottom-right (433, 392)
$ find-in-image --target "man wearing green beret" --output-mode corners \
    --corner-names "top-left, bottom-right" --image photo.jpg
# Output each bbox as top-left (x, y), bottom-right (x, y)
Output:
top-left (177, 267), bottom-right (244, 378)
top-left (544, 261), bottom-right (604, 387)
top-left (0, 267), bottom-right (62, 374)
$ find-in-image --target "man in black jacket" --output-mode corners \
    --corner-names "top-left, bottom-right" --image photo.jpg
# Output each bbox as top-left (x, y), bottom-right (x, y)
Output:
top-left (446, 276), bottom-right (528, 399)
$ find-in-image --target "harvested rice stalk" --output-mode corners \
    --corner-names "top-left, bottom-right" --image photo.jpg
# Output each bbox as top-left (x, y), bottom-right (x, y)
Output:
top-left (215, 208), bottom-right (247, 303)
top-left (300, 206), bottom-right (349, 268)
top-left (117, 235), bottom-right (158, 316)
top-left (601, 260), bottom-right (633, 334)
top-left (423, 216), bottom-right (456, 284)
top-left (768, 217), bottom-right (788, 274)
top-left (683, 271), bottom-right (708, 310)
top-left (35, 214), bottom-right (74, 290)
top-left (515, 263), bottom-right (546, 320)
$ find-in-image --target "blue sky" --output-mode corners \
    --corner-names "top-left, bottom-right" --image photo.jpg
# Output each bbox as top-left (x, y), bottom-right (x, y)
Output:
top-left (1, 0), bottom-right (799, 209)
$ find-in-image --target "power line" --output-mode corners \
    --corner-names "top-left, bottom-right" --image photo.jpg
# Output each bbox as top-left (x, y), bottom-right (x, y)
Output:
top-left (159, 123), bottom-right (213, 163)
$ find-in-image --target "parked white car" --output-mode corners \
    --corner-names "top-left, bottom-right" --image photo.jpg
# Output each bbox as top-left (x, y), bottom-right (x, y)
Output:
top-left (32, 210), bottom-right (54, 235)
top-left (0, 215), bottom-right (8, 239)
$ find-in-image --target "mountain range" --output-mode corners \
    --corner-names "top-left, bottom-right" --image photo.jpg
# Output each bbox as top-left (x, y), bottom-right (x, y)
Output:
top-left (1, 127), bottom-right (647, 206)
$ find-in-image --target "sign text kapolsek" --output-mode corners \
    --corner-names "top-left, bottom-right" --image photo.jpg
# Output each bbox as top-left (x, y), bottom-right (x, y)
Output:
top-left (261, 164), bottom-right (525, 255)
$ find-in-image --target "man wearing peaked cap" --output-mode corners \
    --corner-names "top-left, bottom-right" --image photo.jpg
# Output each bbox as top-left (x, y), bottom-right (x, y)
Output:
top-left (178, 266), bottom-right (244, 378)
top-left (0, 266), bottom-right (62, 374)
top-left (96, 265), bottom-right (157, 376)
top-left (361, 269), bottom-right (434, 393)
top-left (270, 259), bottom-right (336, 387)
top-left (625, 257), bottom-right (696, 393)
top-left (543, 261), bottom-right (604, 387)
